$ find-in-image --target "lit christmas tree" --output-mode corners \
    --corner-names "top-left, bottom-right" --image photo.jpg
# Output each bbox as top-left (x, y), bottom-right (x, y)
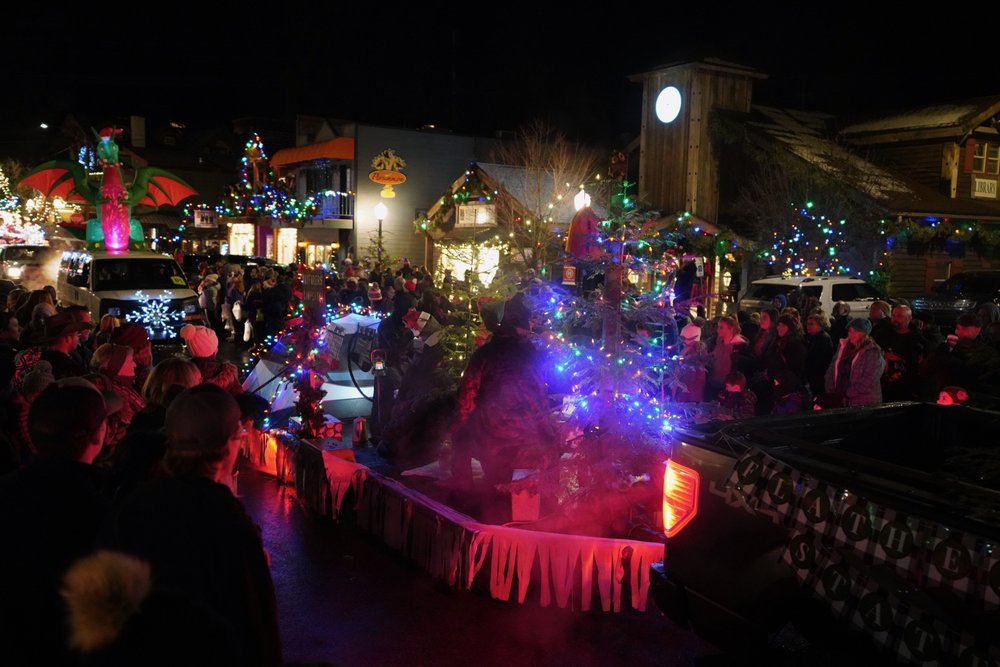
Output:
top-left (219, 133), bottom-right (316, 225)
top-left (0, 164), bottom-right (52, 244)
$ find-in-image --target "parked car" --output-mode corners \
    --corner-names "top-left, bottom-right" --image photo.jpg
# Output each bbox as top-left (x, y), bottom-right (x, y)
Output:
top-left (738, 275), bottom-right (885, 318)
top-left (651, 403), bottom-right (1000, 663)
top-left (57, 250), bottom-right (204, 341)
top-left (0, 244), bottom-right (61, 288)
top-left (910, 270), bottom-right (1000, 331)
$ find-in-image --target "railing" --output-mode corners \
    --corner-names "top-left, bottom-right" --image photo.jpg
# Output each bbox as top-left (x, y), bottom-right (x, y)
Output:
top-left (312, 190), bottom-right (354, 220)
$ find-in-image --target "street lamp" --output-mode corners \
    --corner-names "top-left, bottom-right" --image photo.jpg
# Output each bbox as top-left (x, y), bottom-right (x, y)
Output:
top-left (374, 201), bottom-right (387, 268)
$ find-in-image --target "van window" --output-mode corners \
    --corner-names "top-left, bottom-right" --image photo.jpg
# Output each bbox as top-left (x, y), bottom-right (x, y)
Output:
top-left (92, 258), bottom-right (187, 292)
top-left (832, 283), bottom-right (881, 301)
top-left (747, 284), bottom-right (796, 300)
top-left (67, 255), bottom-right (91, 287)
top-left (800, 286), bottom-right (822, 300)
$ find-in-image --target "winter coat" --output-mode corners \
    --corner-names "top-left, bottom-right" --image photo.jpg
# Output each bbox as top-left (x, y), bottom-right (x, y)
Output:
top-left (804, 329), bottom-right (835, 396)
top-left (89, 373), bottom-right (146, 450)
top-left (191, 357), bottom-right (244, 396)
top-left (706, 333), bottom-right (752, 391)
top-left (764, 333), bottom-right (809, 399)
top-left (0, 458), bottom-right (112, 664)
top-left (825, 335), bottom-right (885, 407)
top-left (99, 476), bottom-right (282, 667)
top-left (451, 330), bottom-right (557, 485)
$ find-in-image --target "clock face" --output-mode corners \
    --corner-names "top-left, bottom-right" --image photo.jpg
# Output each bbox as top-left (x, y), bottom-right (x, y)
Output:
top-left (655, 86), bottom-right (682, 124)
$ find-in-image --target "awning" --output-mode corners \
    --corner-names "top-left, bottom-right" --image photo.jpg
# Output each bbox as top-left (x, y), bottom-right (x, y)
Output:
top-left (271, 138), bottom-right (355, 167)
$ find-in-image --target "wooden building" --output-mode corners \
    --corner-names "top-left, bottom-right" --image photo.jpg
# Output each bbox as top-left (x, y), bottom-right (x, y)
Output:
top-left (627, 57), bottom-right (1000, 300)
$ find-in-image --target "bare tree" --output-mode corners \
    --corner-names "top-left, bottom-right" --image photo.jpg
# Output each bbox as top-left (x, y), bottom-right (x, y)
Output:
top-left (731, 134), bottom-right (890, 277)
top-left (489, 120), bottom-right (605, 271)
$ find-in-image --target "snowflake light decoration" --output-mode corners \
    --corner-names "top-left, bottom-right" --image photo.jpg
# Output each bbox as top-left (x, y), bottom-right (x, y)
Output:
top-left (124, 291), bottom-right (183, 338)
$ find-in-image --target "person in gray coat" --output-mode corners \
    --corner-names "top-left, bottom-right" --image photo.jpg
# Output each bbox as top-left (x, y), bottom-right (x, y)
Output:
top-left (824, 317), bottom-right (885, 407)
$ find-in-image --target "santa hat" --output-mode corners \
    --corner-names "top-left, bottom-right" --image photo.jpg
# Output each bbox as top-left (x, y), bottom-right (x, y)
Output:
top-left (179, 325), bottom-right (218, 358)
top-left (404, 279), bottom-right (417, 292)
top-left (368, 285), bottom-right (383, 301)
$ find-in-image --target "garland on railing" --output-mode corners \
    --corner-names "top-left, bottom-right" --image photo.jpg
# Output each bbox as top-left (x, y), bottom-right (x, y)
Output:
top-left (895, 218), bottom-right (1000, 256)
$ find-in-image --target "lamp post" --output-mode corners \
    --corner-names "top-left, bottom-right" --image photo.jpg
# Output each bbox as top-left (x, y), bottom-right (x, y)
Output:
top-left (374, 201), bottom-right (387, 269)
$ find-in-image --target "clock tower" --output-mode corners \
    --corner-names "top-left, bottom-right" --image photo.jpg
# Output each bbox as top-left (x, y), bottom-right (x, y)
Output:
top-left (629, 58), bottom-right (766, 223)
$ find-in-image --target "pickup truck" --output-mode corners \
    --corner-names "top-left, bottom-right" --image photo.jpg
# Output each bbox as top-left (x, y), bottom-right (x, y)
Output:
top-left (651, 403), bottom-right (1000, 664)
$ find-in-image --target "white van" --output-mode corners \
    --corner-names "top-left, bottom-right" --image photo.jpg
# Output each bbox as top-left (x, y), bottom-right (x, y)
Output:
top-left (57, 250), bottom-right (205, 341)
top-left (738, 275), bottom-right (886, 319)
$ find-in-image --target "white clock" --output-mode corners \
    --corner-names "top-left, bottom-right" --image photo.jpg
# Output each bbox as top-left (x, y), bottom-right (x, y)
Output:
top-left (655, 86), bottom-right (682, 124)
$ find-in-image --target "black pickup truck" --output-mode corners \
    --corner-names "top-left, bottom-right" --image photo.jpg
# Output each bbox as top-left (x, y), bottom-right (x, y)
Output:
top-left (651, 403), bottom-right (1000, 664)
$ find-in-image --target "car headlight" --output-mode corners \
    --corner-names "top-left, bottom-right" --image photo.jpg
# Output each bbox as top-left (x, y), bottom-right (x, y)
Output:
top-left (7, 266), bottom-right (22, 279)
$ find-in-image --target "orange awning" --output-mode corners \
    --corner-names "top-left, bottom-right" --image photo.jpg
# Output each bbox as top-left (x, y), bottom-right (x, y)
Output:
top-left (271, 137), bottom-right (355, 167)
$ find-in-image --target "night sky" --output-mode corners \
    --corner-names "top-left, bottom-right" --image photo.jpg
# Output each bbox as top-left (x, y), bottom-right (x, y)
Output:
top-left (5, 5), bottom-right (997, 155)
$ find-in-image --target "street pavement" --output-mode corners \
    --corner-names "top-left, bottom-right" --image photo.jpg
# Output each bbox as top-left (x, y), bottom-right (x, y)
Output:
top-left (238, 461), bottom-right (723, 667)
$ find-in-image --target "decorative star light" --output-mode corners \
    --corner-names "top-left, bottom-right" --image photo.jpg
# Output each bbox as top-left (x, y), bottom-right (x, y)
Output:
top-left (125, 290), bottom-right (183, 337)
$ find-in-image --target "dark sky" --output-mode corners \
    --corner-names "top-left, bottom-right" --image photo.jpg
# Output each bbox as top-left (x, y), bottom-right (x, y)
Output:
top-left (6, 6), bottom-right (997, 154)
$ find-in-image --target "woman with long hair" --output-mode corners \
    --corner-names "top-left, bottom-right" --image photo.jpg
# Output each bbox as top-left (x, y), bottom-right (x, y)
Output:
top-left (765, 313), bottom-right (810, 414)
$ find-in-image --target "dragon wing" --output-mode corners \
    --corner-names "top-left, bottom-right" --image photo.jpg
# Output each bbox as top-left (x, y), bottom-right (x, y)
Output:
top-left (128, 167), bottom-right (198, 207)
top-left (20, 160), bottom-right (97, 204)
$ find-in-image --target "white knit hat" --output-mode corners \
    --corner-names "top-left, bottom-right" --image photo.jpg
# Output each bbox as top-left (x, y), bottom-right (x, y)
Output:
top-left (680, 322), bottom-right (702, 341)
top-left (180, 324), bottom-right (218, 358)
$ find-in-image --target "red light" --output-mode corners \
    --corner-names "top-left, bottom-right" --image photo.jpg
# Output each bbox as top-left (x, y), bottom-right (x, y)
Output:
top-left (662, 459), bottom-right (699, 538)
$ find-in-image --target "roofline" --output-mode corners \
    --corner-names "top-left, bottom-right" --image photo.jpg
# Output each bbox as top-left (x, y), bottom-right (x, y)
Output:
top-left (627, 57), bottom-right (768, 83)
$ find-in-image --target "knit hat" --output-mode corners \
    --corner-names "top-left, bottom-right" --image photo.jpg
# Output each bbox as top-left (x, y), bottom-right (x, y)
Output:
top-left (21, 359), bottom-right (55, 399)
top-left (848, 317), bottom-right (872, 335)
top-left (680, 322), bottom-right (701, 342)
top-left (772, 293), bottom-right (788, 309)
top-left (165, 384), bottom-right (241, 463)
top-left (404, 279), bottom-right (417, 292)
top-left (100, 343), bottom-right (133, 376)
top-left (179, 324), bottom-right (218, 358)
top-left (111, 322), bottom-right (151, 355)
top-left (368, 285), bottom-right (382, 301)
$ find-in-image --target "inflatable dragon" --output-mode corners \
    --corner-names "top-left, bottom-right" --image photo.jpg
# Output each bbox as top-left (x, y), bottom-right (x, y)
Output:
top-left (20, 127), bottom-right (197, 252)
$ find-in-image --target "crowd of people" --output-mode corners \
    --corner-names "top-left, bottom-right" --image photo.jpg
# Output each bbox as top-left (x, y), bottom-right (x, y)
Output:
top-left (673, 295), bottom-right (1000, 417)
top-left (188, 256), bottom-right (295, 347)
top-left (0, 281), bottom-right (279, 665)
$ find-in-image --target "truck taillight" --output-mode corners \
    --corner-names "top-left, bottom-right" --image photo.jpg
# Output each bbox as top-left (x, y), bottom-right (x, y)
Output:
top-left (662, 459), bottom-right (699, 538)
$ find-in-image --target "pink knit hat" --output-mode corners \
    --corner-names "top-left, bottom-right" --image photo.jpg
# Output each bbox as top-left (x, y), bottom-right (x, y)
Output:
top-left (180, 325), bottom-right (218, 358)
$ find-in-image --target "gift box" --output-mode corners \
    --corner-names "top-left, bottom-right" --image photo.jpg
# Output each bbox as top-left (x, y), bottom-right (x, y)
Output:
top-left (510, 469), bottom-right (540, 522)
top-left (288, 413), bottom-right (343, 441)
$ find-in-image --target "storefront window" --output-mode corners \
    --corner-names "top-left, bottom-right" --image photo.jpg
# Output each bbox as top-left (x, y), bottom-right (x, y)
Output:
top-left (228, 223), bottom-right (255, 256)
top-left (275, 228), bottom-right (298, 265)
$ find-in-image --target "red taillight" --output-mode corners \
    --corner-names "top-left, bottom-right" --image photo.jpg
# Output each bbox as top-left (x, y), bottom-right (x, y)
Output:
top-left (662, 459), bottom-right (699, 538)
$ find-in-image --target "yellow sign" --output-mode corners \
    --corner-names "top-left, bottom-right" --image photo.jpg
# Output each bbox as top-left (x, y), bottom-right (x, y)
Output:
top-left (368, 170), bottom-right (407, 186)
top-left (369, 149), bottom-right (407, 198)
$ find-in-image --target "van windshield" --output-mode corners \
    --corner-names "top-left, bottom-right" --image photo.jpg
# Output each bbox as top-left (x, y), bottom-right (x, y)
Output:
top-left (92, 258), bottom-right (187, 292)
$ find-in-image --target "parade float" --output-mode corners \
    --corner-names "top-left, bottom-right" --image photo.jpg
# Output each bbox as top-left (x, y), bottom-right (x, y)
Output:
top-left (237, 173), bottom-right (735, 613)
